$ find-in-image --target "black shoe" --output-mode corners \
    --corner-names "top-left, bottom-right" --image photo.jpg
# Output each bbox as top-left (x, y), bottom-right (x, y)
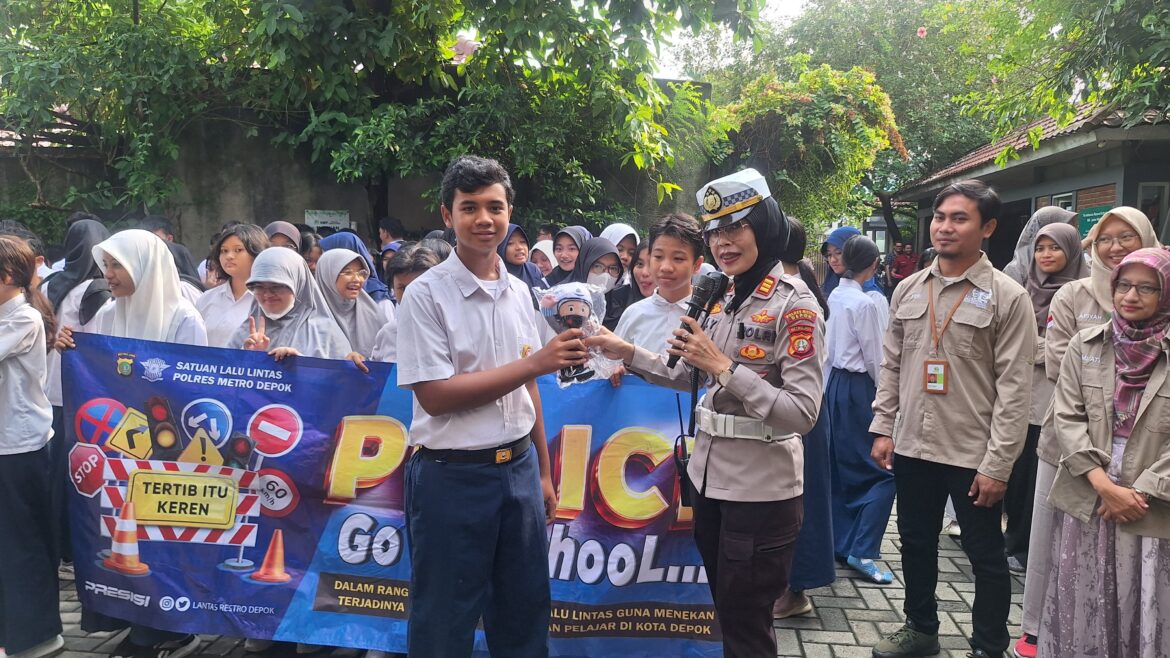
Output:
top-left (110, 635), bottom-right (200, 658)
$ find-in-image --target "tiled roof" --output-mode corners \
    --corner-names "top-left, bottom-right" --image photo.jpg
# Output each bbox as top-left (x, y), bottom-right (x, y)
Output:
top-left (904, 105), bottom-right (1119, 192)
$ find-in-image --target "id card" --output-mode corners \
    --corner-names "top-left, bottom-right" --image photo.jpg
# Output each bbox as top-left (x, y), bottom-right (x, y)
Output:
top-left (923, 360), bottom-right (948, 394)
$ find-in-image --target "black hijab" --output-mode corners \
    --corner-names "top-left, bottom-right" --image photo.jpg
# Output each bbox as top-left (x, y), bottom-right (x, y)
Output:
top-left (569, 237), bottom-right (623, 283)
top-left (42, 219), bottom-right (112, 324)
top-left (568, 237), bottom-right (630, 329)
top-left (166, 241), bottom-right (205, 292)
top-left (496, 224), bottom-right (547, 289)
top-left (726, 197), bottom-right (790, 314)
top-left (545, 225), bottom-right (592, 285)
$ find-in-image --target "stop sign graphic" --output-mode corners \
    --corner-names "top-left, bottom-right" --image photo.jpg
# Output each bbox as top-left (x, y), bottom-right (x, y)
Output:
top-left (69, 443), bottom-right (107, 498)
top-left (247, 404), bottom-right (303, 457)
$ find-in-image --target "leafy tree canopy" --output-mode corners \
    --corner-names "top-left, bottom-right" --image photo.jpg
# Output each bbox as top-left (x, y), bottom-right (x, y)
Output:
top-left (940, 0), bottom-right (1169, 147)
top-left (715, 56), bottom-right (904, 238)
top-left (0, 0), bottom-right (757, 218)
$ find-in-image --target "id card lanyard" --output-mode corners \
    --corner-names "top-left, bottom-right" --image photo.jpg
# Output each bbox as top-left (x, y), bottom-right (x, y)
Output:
top-left (923, 278), bottom-right (973, 394)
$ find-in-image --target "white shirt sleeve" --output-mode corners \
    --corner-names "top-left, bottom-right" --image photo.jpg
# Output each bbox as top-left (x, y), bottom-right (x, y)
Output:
top-left (395, 279), bottom-right (455, 388)
top-left (857, 299), bottom-right (887, 386)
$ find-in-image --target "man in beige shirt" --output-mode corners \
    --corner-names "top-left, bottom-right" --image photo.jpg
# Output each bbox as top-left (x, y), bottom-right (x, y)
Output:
top-left (869, 180), bottom-right (1036, 658)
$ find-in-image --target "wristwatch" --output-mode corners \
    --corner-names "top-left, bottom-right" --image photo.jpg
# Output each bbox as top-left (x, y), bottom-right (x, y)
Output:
top-left (716, 362), bottom-right (739, 387)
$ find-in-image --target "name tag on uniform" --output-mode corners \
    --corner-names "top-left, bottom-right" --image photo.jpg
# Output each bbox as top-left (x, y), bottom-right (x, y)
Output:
top-left (923, 360), bottom-right (949, 394)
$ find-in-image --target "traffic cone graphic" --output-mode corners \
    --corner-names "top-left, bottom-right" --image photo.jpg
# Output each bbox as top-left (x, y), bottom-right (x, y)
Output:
top-left (102, 502), bottom-right (151, 576)
top-left (250, 529), bottom-right (291, 583)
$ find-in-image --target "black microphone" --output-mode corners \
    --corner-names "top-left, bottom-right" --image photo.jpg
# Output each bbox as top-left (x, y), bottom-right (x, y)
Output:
top-left (666, 271), bottom-right (730, 368)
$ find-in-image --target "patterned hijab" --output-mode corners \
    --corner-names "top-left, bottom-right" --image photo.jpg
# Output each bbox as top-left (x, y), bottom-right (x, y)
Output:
top-left (1110, 248), bottom-right (1170, 438)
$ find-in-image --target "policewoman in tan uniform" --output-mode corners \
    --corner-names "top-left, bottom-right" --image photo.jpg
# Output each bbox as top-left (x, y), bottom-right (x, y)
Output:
top-left (589, 169), bottom-right (824, 657)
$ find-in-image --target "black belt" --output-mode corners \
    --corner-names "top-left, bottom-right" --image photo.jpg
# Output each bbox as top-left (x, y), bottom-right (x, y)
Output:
top-left (416, 435), bottom-right (531, 465)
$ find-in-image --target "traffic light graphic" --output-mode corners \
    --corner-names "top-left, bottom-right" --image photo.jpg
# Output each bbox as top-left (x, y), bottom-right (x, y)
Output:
top-left (146, 396), bottom-right (184, 461)
top-left (224, 433), bottom-right (256, 470)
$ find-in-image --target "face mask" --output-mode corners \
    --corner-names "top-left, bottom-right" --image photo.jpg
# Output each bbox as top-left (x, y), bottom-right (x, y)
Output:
top-left (588, 272), bottom-right (616, 292)
top-left (262, 299), bottom-right (296, 320)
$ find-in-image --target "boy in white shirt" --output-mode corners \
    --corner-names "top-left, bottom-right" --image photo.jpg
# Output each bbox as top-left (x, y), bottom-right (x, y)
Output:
top-left (395, 155), bottom-right (588, 657)
top-left (613, 213), bottom-right (705, 353)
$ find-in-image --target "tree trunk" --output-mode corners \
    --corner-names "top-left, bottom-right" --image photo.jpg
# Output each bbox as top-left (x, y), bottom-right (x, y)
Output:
top-left (875, 189), bottom-right (902, 245)
top-left (366, 175), bottom-right (388, 241)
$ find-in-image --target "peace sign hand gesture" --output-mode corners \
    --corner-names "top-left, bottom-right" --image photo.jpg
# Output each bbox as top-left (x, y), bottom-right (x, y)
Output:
top-left (243, 316), bottom-right (271, 351)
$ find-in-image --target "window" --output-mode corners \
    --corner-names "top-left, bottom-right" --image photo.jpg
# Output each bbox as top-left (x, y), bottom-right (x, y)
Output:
top-left (1050, 192), bottom-right (1074, 211)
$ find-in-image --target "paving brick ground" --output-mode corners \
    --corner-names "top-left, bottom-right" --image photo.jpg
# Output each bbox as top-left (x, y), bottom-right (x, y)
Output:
top-left (56, 515), bottom-right (1024, 658)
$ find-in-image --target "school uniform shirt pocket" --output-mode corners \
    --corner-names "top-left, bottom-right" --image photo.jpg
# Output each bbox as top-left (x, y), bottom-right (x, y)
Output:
top-left (948, 305), bottom-right (993, 360)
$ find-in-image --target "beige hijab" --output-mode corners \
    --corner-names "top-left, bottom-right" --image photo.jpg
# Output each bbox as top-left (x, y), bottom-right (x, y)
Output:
top-left (1082, 206), bottom-right (1161, 310)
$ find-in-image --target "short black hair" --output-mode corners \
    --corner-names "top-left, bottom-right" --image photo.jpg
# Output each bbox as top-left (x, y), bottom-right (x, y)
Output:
top-left (440, 155), bottom-right (514, 210)
top-left (379, 216), bottom-right (406, 238)
top-left (139, 214), bottom-right (174, 236)
top-left (537, 222), bottom-right (558, 236)
top-left (0, 220), bottom-right (45, 259)
top-left (933, 179), bottom-right (1000, 226)
top-left (648, 213), bottom-right (703, 260)
top-left (209, 224), bottom-right (269, 278)
top-left (300, 231), bottom-right (322, 257)
top-left (386, 244), bottom-right (443, 283)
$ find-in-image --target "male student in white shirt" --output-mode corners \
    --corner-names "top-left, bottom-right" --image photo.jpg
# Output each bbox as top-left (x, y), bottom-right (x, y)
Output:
top-left (613, 213), bottom-right (705, 353)
top-left (395, 155), bottom-right (588, 657)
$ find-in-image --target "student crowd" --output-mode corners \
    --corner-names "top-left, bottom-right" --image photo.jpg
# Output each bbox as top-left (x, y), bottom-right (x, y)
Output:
top-left (0, 155), bottom-right (1165, 658)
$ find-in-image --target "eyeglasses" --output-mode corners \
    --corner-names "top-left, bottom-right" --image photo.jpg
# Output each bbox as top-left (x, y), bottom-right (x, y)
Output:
top-left (1115, 280), bottom-right (1162, 298)
top-left (590, 262), bottom-right (623, 277)
top-left (1094, 233), bottom-right (1140, 249)
top-left (338, 268), bottom-right (369, 280)
top-left (704, 219), bottom-right (751, 245)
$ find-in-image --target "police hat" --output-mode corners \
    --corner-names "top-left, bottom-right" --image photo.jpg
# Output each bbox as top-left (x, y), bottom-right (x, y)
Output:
top-left (695, 168), bottom-right (772, 232)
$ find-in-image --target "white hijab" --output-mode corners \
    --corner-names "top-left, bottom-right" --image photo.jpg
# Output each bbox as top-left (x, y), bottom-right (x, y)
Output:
top-left (313, 249), bottom-right (384, 357)
top-left (600, 223), bottom-right (638, 248)
top-left (229, 247), bottom-right (352, 359)
top-left (92, 229), bottom-right (191, 341)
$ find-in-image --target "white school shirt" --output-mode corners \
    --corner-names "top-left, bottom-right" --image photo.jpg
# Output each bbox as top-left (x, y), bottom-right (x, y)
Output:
top-left (0, 295), bottom-right (54, 454)
top-left (371, 318), bottom-right (398, 363)
top-left (613, 291), bottom-right (689, 354)
top-left (396, 253), bottom-right (541, 450)
top-left (46, 281), bottom-right (106, 406)
top-left (196, 283), bottom-right (255, 348)
top-left (92, 302), bottom-right (209, 347)
top-left (825, 278), bottom-right (888, 385)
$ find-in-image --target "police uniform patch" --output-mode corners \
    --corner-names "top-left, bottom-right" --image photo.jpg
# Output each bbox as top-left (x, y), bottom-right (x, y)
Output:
top-left (738, 344), bottom-right (766, 360)
top-left (787, 328), bottom-right (815, 359)
top-left (709, 302), bottom-right (722, 315)
top-left (750, 310), bottom-right (776, 324)
top-left (783, 308), bottom-right (818, 326)
top-left (754, 275), bottom-right (777, 298)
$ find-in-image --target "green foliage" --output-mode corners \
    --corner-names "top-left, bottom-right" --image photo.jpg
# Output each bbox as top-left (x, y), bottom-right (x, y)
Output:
top-left (940, 0), bottom-right (1170, 140)
top-left (1, 0), bottom-right (755, 218)
top-left (719, 57), bottom-right (904, 238)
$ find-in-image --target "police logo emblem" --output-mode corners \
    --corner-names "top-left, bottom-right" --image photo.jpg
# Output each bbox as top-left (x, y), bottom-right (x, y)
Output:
top-left (702, 187), bottom-right (723, 214)
top-left (116, 352), bottom-right (136, 377)
top-left (140, 358), bottom-right (170, 383)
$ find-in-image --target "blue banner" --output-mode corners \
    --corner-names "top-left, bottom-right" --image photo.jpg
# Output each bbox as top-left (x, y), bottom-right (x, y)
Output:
top-left (64, 334), bottom-right (720, 656)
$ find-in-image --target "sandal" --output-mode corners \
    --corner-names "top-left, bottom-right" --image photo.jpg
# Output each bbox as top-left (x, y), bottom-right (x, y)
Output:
top-left (847, 555), bottom-right (894, 584)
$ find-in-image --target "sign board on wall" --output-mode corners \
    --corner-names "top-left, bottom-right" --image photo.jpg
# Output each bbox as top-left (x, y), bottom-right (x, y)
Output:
top-left (304, 210), bottom-right (351, 232)
top-left (1077, 205), bottom-right (1112, 238)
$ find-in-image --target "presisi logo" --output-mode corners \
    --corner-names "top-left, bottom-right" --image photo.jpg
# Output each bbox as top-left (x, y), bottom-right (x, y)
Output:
top-left (85, 581), bottom-right (151, 607)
